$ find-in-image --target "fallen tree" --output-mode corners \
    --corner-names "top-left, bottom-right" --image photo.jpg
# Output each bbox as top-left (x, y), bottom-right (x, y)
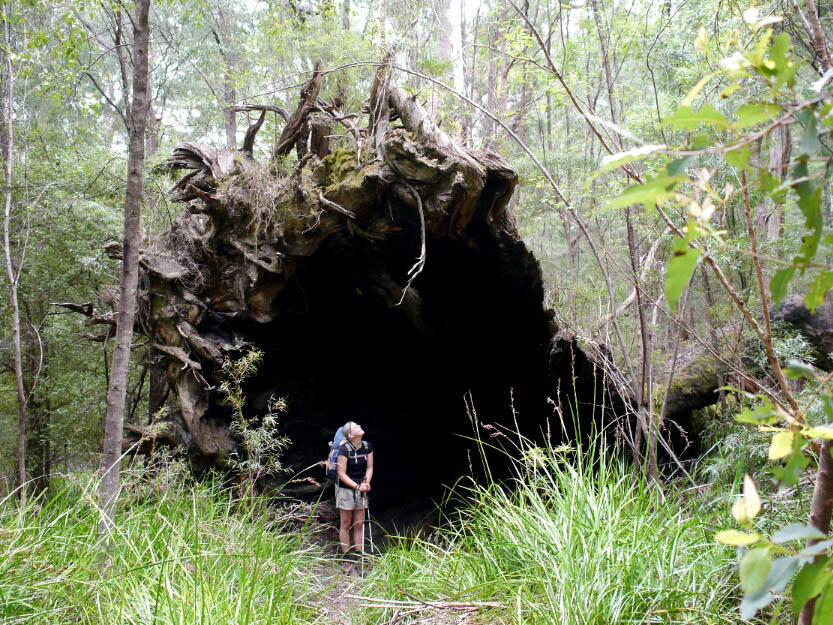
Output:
top-left (81, 65), bottom-right (617, 500)
top-left (75, 65), bottom-right (805, 496)
top-left (647, 294), bottom-right (833, 443)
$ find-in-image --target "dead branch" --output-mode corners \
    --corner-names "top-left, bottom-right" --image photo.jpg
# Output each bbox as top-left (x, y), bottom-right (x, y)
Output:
top-left (273, 60), bottom-right (322, 158)
top-left (230, 104), bottom-right (290, 122)
top-left (54, 302), bottom-right (117, 326)
top-left (241, 110), bottom-right (266, 155)
top-left (318, 192), bottom-right (356, 218)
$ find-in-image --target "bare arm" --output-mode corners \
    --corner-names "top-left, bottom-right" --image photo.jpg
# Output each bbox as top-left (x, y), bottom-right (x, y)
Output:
top-left (361, 452), bottom-right (374, 491)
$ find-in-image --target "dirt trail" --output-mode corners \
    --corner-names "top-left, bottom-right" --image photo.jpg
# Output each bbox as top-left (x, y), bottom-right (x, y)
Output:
top-left (310, 559), bottom-right (369, 625)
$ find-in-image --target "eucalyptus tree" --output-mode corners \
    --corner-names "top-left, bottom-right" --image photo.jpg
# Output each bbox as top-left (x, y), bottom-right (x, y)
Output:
top-left (72, 0), bottom-right (151, 541)
top-left (2, 0), bottom-right (28, 504)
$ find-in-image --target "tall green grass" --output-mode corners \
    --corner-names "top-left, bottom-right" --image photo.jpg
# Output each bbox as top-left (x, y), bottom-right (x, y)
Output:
top-left (360, 443), bottom-right (742, 625)
top-left (0, 474), bottom-right (325, 624)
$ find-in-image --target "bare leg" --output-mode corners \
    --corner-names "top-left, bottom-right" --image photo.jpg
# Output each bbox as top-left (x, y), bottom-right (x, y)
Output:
top-left (351, 507), bottom-right (364, 554)
top-left (339, 508), bottom-right (353, 556)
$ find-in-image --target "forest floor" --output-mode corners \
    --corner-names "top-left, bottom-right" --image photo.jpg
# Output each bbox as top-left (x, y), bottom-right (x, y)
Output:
top-left (306, 499), bottom-right (375, 625)
top-left (311, 559), bottom-right (366, 625)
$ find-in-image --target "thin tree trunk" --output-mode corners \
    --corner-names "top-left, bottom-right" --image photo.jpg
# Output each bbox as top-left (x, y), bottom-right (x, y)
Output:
top-left (467, 2), bottom-right (480, 145)
top-left (98, 0), bottom-right (150, 544)
top-left (485, 18), bottom-right (498, 145)
top-left (701, 265), bottom-right (727, 411)
top-left (214, 7), bottom-right (237, 151)
top-left (341, 0), bottom-right (349, 30)
top-left (797, 13), bottom-right (833, 623)
top-left (146, 98), bottom-right (161, 156)
top-left (799, 441), bottom-right (833, 625)
top-left (2, 2), bottom-right (27, 506)
top-left (459, 0), bottom-right (468, 145)
top-left (589, 0), bottom-right (622, 149)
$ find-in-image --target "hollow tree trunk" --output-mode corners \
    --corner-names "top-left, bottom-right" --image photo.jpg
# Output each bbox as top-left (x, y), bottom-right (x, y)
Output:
top-left (84, 67), bottom-right (624, 503)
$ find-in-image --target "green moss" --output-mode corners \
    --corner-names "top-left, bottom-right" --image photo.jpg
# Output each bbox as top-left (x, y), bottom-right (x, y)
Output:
top-left (320, 148), bottom-right (358, 186)
top-left (654, 349), bottom-right (721, 414)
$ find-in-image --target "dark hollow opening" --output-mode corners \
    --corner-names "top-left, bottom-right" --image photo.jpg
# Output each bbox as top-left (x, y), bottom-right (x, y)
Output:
top-left (197, 219), bottom-right (564, 514)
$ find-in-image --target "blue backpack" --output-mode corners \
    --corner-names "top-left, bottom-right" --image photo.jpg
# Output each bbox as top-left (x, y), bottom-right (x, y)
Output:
top-left (326, 427), bottom-right (347, 481)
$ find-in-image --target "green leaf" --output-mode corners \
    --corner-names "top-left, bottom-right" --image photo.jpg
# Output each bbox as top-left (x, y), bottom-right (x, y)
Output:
top-left (666, 156), bottom-right (696, 177)
top-left (785, 360), bottom-right (816, 379)
top-left (716, 529), bottom-right (762, 546)
top-left (741, 548), bottom-right (773, 594)
top-left (805, 271), bottom-right (833, 312)
top-left (747, 29), bottom-right (773, 68)
top-left (735, 103), bottom-right (782, 129)
top-left (599, 144), bottom-right (666, 173)
top-left (798, 108), bottom-right (821, 156)
top-left (665, 222), bottom-right (702, 310)
top-left (606, 174), bottom-right (685, 212)
top-left (772, 524), bottom-right (828, 544)
top-left (770, 266), bottom-right (796, 305)
top-left (765, 555), bottom-right (802, 593)
top-left (792, 159), bottom-right (823, 263)
top-left (768, 600), bottom-right (785, 625)
top-left (760, 169), bottom-right (787, 203)
top-left (804, 425), bottom-right (833, 440)
top-left (737, 401), bottom-right (779, 425)
top-left (682, 72), bottom-right (717, 107)
top-left (769, 33), bottom-right (792, 72)
top-left (773, 433), bottom-right (809, 488)
top-left (800, 539), bottom-right (833, 558)
top-left (741, 587), bottom-right (776, 619)
top-left (823, 395), bottom-right (833, 422)
top-left (725, 147), bottom-right (752, 170)
top-left (793, 556), bottom-right (833, 618)
top-left (769, 431), bottom-right (794, 460)
top-left (813, 579), bottom-right (833, 625)
top-left (742, 555), bottom-right (802, 619)
top-left (664, 104), bottom-right (730, 130)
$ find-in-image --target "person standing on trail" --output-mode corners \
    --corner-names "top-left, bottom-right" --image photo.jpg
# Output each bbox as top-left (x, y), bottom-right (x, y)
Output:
top-left (335, 421), bottom-right (373, 573)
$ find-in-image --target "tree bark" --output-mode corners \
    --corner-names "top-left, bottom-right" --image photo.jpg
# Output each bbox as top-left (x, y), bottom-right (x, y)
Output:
top-left (214, 7), bottom-right (237, 151)
top-left (795, 8), bottom-right (833, 623)
top-left (485, 19), bottom-right (498, 146)
top-left (2, 2), bottom-right (28, 506)
top-left (341, 0), bottom-right (350, 31)
top-left (799, 441), bottom-right (833, 625)
top-left (98, 0), bottom-right (150, 541)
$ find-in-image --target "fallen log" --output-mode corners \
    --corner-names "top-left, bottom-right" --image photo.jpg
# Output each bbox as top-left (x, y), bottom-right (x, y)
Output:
top-left (72, 66), bottom-right (618, 499)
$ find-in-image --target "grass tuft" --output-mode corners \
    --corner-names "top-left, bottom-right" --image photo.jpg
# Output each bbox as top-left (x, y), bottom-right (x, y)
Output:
top-left (0, 473), bottom-right (324, 624)
top-left (360, 440), bottom-right (741, 624)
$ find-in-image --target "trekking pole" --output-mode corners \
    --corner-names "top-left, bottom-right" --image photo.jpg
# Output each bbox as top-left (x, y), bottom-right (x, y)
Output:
top-left (360, 489), bottom-right (367, 578)
top-left (366, 493), bottom-right (373, 557)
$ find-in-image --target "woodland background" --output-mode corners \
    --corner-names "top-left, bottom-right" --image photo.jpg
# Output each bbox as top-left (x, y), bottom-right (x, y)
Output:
top-left (2, 0), bottom-right (833, 623)
top-left (3, 0), bottom-right (813, 491)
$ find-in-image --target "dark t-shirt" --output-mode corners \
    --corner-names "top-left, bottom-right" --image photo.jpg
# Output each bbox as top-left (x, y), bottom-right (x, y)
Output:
top-left (337, 440), bottom-right (373, 483)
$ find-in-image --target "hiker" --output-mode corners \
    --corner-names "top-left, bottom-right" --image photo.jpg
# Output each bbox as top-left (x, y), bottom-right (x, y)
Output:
top-left (335, 421), bottom-right (373, 573)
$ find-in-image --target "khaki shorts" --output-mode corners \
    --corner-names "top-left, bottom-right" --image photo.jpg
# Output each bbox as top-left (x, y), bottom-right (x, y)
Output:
top-left (335, 485), bottom-right (367, 510)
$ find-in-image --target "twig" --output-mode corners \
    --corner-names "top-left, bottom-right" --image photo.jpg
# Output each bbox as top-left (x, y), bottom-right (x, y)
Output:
top-left (230, 104), bottom-right (290, 123)
top-left (318, 192), bottom-right (356, 218)
top-left (345, 594), bottom-right (501, 609)
top-left (380, 150), bottom-right (426, 305)
top-left (740, 169), bottom-right (799, 412)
